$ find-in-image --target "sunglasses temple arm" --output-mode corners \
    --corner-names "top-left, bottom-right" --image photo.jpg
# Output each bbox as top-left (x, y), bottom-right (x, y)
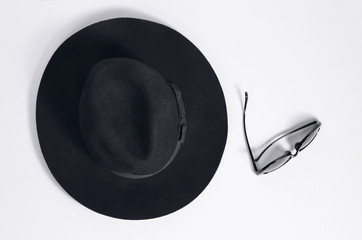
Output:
top-left (242, 92), bottom-right (259, 173)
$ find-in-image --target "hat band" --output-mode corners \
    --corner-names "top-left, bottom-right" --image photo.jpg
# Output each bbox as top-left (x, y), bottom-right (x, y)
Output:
top-left (169, 82), bottom-right (187, 143)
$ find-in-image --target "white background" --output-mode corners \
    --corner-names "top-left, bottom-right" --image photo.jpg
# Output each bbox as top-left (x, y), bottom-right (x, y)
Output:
top-left (1, 0), bottom-right (362, 239)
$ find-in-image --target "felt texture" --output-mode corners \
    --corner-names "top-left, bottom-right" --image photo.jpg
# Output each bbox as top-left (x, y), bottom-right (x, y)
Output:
top-left (36, 18), bottom-right (228, 219)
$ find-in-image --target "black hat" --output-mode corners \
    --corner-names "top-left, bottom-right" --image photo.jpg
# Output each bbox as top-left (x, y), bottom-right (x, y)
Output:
top-left (36, 18), bottom-right (227, 220)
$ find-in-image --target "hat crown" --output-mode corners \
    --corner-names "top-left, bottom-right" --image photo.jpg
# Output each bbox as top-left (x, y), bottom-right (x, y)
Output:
top-left (79, 58), bottom-right (180, 178)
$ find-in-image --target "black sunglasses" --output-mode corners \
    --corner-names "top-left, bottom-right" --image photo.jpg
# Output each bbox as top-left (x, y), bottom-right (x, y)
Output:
top-left (242, 92), bottom-right (321, 175)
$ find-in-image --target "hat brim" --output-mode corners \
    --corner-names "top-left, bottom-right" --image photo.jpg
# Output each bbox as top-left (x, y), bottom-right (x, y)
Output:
top-left (36, 18), bottom-right (227, 220)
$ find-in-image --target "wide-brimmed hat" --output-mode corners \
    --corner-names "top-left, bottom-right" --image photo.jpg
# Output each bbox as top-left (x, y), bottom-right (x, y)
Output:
top-left (36, 17), bottom-right (227, 220)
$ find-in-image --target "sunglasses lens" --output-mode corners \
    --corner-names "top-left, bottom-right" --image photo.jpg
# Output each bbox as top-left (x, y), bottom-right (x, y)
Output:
top-left (299, 125), bottom-right (320, 151)
top-left (257, 143), bottom-right (291, 174)
top-left (262, 155), bottom-right (291, 174)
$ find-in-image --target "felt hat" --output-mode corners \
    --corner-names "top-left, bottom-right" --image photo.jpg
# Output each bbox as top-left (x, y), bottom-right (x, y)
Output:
top-left (36, 18), bottom-right (227, 219)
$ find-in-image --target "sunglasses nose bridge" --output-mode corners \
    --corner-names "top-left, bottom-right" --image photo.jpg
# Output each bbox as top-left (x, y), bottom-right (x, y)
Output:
top-left (289, 148), bottom-right (298, 157)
